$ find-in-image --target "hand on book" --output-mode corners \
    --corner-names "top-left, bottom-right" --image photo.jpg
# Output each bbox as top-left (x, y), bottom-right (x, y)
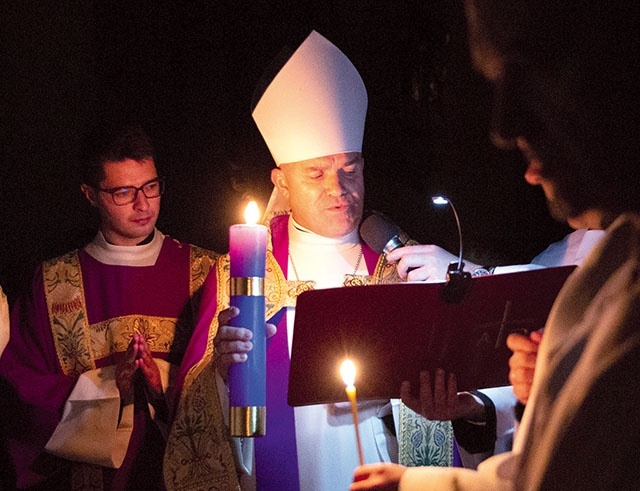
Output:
top-left (400, 368), bottom-right (486, 422)
top-left (386, 245), bottom-right (480, 282)
top-left (507, 329), bottom-right (543, 404)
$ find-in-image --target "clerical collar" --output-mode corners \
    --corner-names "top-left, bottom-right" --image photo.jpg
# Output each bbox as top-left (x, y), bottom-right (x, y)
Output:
top-left (289, 217), bottom-right (360, 247)
top-left (137, 230), bottom-right (155, 245)
top-left (83, 228), bottom-right (165, 266)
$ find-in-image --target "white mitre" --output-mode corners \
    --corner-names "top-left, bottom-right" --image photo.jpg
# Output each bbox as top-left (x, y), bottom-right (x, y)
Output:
top-left (252, 30), bottom-right (368, 166)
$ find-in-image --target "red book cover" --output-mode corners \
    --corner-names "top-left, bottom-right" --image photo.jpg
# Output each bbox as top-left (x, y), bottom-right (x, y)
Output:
top-left (288, 265), bottom-right (575, 406)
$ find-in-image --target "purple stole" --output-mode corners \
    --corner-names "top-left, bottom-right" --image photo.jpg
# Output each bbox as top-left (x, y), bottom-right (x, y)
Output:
top-left (255, 215), bottom-right (379, 490)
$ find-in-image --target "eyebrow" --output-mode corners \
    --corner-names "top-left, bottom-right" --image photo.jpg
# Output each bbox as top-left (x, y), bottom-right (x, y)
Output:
top-left (101, 176), bottom-right (160, 191)
top-left (303, 156), bottom-right (362, 172)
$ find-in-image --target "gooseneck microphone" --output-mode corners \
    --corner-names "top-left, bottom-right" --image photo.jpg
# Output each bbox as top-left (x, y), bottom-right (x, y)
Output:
top-left (359, 211), bottom-right (408, 255)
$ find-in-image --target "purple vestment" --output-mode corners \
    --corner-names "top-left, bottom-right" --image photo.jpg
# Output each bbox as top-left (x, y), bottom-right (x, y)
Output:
top-left (0, 236), bottom-right (212, 489)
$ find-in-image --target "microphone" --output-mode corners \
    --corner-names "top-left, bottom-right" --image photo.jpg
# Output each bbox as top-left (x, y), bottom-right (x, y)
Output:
top-left (432, 195), bottom-right (471, 303)
top-left (359, 211), bottom-right (408, 255)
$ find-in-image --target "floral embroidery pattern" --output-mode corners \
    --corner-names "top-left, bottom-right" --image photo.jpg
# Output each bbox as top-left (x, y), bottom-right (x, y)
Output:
top-left (399, 403), bottom-right (453, 467)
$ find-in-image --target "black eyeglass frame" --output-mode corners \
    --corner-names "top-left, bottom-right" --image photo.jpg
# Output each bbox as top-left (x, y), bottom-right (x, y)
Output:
top-left (95, 177), bottom-right (165, 206)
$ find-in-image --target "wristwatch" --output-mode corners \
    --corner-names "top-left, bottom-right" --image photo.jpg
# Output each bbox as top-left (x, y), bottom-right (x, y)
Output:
top-left (471, 266), bottom-right (494, 277)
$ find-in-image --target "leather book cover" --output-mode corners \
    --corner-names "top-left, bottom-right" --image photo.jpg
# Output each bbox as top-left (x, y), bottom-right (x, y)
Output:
top-left (288, 265), bottom-right (575, 406)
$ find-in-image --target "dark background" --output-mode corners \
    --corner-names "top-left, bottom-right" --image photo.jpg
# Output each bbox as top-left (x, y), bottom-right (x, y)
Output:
top-left (0, 0), bottom-right (570, 304)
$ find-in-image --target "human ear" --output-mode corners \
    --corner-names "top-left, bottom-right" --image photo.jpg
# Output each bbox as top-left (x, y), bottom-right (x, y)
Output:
top-left (81, 184), bottom-right (98, 207)
top-left (271, 167), bottom-right (290, 200)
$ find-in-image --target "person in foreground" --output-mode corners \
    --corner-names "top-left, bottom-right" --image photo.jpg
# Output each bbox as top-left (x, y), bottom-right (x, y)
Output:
top-left (0, 285), bottom-right (8, 355)
top-left (0, 124), bottom-right (225, 489)
top-left (351, 0), bottom-right (640, 489)
top-left (392, 227), bottom-right (605, 471)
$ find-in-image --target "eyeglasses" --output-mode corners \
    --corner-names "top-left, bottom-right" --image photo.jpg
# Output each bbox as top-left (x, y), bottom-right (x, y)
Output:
top-left (96, 177), bottom-right (165, 206)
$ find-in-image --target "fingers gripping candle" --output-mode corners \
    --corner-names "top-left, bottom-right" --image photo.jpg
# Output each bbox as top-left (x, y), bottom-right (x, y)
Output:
top-left (228, 201), bottom-right (268, 436)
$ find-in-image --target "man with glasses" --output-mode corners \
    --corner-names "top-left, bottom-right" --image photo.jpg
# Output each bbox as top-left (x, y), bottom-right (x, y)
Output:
top-left (0, 124), bottom-right (224, 489)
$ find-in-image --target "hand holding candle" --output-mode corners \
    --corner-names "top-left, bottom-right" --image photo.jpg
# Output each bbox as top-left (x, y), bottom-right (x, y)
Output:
top-left (340, 359), bottom-right (365, 466)
top-left (228, 201), bottom-right (268, 437)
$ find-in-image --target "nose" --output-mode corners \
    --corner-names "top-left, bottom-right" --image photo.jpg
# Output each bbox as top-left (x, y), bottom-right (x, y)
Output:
top-left (524, 161), bottom-right (543, 185)
top-left (325, 171), bottom-right (346, 197)
top-left (132, 189), bottom-right (150, 210)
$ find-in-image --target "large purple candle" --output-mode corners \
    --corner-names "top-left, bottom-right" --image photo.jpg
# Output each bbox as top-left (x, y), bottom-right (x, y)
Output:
top-left (228, 201), bottom-right (268, 437)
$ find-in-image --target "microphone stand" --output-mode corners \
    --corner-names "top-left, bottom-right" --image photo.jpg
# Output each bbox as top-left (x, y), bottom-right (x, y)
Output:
top-left (432, 196), bottom-right (472, 303)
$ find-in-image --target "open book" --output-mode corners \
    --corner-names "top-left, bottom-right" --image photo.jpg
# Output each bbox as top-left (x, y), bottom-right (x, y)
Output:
top-left (288, 265), bottom-right (575, 406)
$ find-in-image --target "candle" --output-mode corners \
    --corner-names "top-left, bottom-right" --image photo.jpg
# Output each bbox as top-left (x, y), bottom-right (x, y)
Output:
top-left (340, 359), bottom-right (365, 465)
top-left (228, 201), bottom-right (268, 437)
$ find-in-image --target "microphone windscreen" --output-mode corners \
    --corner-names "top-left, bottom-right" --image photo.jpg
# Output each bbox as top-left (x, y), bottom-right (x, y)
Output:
top-left (360, 212), bottom-right (403, 254)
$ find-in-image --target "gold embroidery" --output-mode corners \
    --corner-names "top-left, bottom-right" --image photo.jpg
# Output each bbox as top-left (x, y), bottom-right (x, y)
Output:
top-left (164, 365), bottom-right (240, 491)
top-left (189, 245), bottom-right (218, 293)
top-left (189, 245), bottom-right (219, 316)
top-left (44, 251), bottom-right (94, 376)
top-left (343, 274), bottom-right (373, 287)
top-left (90, 315), bottom-right (181, 359)
top-left (51, 296), bottom-right (84, 315)
top-left (372, 254), bottom-right (405, 284)
top-left (180, 258), bottom-right (228, 396)
top-left (283, 280), bottom-right (315, 306)
top-left (264, 252), bottom-right (290, 317)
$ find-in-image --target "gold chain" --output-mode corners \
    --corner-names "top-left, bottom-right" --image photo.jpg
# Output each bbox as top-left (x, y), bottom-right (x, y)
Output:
top-left (288, 244), bottom-right (363, 281)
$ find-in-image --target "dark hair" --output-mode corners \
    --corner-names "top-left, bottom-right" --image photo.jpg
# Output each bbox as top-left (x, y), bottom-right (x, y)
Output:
top-left (470, 0), bottom-right (640, 221)
top-left (79, 123), bottom-right (155, 187)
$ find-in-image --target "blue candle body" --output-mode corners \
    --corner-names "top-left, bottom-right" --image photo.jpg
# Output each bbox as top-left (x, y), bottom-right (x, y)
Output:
top-left (229, 295), bottom-right (266, 406)
top-left (228, 223), bottom-right (268, 409)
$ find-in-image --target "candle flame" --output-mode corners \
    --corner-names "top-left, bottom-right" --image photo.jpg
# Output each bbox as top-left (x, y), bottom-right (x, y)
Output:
top-left (340, 359), bottom-right (356, 387)
top-left (244, 201), bottom-right (260, 224)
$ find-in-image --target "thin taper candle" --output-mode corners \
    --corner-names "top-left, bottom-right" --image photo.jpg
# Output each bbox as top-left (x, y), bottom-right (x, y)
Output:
top-left (340, 359), bottom-right (365, 466)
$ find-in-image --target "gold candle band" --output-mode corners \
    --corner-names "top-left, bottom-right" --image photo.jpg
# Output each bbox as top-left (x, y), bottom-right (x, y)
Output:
top-left (230, 277), bottom-right (265, 296)
top-left (230, 406), bottom-right (266, 437)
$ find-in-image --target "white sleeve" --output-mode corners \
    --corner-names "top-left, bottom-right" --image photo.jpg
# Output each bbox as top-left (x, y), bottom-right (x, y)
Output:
top-left (44, 366), bottom-right (133, 468)
top-left (492, 264), bottom-right (545, 275)
top-left (399, 451), bottom-right (518, 491)
top-left (455, 387), bottom-right (517, 469)
top-left (44, 360), bottom-right (176, 468)
top-left (478, 386), bottom-right (517, 454)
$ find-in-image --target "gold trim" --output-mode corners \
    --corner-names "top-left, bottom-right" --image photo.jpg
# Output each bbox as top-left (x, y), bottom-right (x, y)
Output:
top-left (43, 251), bottom-right (94, 376)
top-left (164, 362), bottom-right (241, 490)
top-left (230, 406), bottom-right (266, 437)
top-left (189, 245), bottom-right (219, 318)
top-left (230, 277), bottom-right (265, 296)
top-left (90, 315), bottom-right (179, 359)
